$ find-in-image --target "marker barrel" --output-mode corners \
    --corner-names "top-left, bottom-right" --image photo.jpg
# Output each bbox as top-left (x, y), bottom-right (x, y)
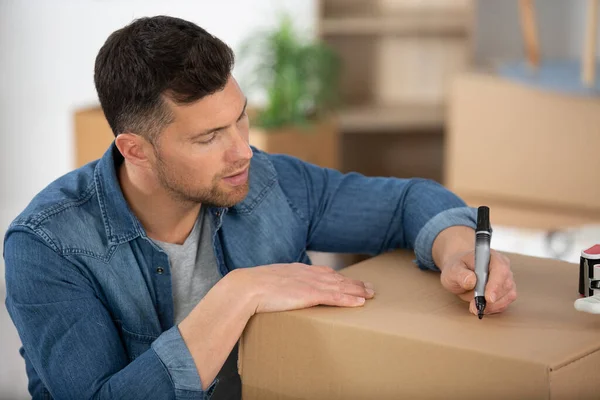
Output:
top-left (474, 232), bottom-right (491, 297)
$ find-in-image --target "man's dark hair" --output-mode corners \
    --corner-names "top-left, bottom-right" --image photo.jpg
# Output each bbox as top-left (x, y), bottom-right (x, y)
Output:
top-left (94, 15), bottom-right (235, 141)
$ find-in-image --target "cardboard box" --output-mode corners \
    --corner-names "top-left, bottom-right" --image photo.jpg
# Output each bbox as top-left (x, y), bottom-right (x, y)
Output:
top-left (239, 250), bottom-right (600, 399)
top-left (445, 72), bottom-right (600, 230)
top-left (249, 114), bottom-right (340, 171)
top-left (74, 106), bottom-right (115, 168)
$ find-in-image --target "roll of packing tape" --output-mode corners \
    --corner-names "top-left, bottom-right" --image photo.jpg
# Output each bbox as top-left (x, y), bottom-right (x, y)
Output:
top-left (574, 294), bottom-right (600, 314)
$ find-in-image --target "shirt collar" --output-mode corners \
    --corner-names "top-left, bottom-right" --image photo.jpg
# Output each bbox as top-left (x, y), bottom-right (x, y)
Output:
top-left (94, 142), bottom-right (145, 245)
top-left (93, 143), bottom-right (276, 244)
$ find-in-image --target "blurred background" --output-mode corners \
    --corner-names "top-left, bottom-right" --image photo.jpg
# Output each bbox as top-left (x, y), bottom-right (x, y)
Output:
top-left (1, 0), bottom-right (599, 398)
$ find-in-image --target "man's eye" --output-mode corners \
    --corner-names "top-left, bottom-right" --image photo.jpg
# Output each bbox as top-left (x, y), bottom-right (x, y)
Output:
top-left (197, 133), bottom-right (217, 144)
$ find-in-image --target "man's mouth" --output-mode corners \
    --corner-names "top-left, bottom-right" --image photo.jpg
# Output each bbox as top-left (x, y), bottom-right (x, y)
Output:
top-left (224, 167), bottom-right (249, 178)
top-left (222, 166), bottom-right (250, 186)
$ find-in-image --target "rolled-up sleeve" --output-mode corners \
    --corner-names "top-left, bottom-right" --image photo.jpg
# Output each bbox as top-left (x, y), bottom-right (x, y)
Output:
top-left (152, 325), bottom-right (218, 398)
top-left (413, 206), bottom-right (478, 271)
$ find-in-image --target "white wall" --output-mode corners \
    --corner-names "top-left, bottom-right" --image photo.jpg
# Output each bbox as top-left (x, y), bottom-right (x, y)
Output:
top-left (0, 1), bottom-right (315, 398)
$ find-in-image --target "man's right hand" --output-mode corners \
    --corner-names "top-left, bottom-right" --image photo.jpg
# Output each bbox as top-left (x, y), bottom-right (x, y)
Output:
top-left (229, 263), bottom-right (375, 314)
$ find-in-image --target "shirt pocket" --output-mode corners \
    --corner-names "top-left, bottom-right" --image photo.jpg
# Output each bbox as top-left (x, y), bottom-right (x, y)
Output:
top-left (116, 322), bottom-right (158, 362)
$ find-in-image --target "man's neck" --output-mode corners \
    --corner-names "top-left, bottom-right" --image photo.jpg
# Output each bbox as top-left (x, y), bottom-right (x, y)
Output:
top-left (118, 162), bottom-right (201, 245)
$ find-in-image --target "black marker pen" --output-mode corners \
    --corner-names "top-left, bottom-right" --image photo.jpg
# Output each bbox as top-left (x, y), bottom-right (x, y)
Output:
top-left (474, 206), bottom-right (492, 319)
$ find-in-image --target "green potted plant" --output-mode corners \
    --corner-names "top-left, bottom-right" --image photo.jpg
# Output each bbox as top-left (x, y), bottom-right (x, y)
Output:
top-left (238, 14), bottom-right (342, 169)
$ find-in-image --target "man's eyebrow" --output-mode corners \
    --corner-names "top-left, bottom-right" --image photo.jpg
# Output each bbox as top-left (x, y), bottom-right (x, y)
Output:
top-left (190, 97), bottom-right (248, 139)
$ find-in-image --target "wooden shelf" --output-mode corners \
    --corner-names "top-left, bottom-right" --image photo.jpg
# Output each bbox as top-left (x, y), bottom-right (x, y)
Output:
top-left (338, 103), bottom-right (445, 133)
top-left (321, 14), bottom-right (470, 36)
top-left (318, 0), bottom-right (474, 182)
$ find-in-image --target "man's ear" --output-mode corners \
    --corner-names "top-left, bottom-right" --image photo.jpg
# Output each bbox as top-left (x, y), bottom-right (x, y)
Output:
top-left (114, 133), bottom-right (154, 167)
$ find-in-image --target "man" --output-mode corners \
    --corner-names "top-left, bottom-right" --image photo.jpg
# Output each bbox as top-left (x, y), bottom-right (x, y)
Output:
top-left (4, 15), bottom-right (516, 400)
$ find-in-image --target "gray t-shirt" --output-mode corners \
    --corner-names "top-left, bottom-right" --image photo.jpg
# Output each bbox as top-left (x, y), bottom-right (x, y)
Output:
top-left (152, 206), bottom-right (221, 325)
top-left (153, 207), bottom-right (241, 399)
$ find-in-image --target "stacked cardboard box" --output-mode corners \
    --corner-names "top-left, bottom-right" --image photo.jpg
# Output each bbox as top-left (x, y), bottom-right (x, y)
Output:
top-left (445, 72), bottom-right (600, 230)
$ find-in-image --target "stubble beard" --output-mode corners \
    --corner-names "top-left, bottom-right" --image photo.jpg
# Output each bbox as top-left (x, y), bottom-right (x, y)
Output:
top-left (154, 154), bottom-right (249, 208)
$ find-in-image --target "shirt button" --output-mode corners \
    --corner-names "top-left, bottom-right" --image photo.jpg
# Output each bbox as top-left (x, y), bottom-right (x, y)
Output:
top-left (215, 211), bottom-right (221, 217)
top-left (156, 267), bottom-right (164, 274)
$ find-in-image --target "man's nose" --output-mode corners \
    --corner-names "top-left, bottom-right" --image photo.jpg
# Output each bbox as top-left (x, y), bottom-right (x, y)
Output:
top-left (228, 128), bottom-right (253, 162)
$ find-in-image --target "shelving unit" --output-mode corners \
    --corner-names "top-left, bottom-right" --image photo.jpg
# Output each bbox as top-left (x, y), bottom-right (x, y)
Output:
top-left (317, 0), bottom-right (476, 181)
top-left (320, 15), bottom-right (469, 36)
top-left (338, 103), bottom-right (445, 133)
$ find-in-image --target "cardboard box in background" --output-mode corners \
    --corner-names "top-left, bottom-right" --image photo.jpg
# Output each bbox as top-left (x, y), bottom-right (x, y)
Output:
top-left (445, 72), bottom-right (600, 231)
top-left (74, 106), bottom-right (340, 171)
top-left (247, 110), bottom-right (340, 171)
top-left (74, 107), bottom-right (115, 168)
top-left (239, 250), bottom-right (600, 400)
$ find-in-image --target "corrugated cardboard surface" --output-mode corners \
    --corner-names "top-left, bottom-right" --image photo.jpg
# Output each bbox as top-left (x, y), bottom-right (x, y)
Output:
top-left (445, 72), bottom-right (600, 230)
top-left (239, 250), bottom-right (600, 400)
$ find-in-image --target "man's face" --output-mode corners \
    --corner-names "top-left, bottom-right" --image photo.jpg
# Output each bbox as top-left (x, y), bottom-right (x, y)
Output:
top-left (150, 76), bottom-right (253, 207)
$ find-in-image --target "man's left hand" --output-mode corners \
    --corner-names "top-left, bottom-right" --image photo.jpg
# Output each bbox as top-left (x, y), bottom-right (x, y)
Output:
top-left (439, 249), bottom-right (517, 317)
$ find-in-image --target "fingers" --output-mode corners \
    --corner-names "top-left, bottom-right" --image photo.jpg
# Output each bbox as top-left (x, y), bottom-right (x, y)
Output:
top-left (305, 265), bottom-right (375, 299)
top-left (318, 290), bottom-right (367, 307)
top-left (339, 280), bottom-right (375, 299)
top-left (317, 277), bottom-right (375, 300)
top-left (446, 251), bottom-right (516, 317)
top-left (484, 251), bottom-right (514, 304)
top-left (297, 264), bottom-right (375, 307)
top-left (319, 272), bottom-right (370, 288)
top-left (460, 270), bottom-right (477, 292)
top-left (488, 285), bottom-right (518, 313)
top-left (468, 253), bottom-right (517, 316)
top-left (485, 278), bottom-right (518, 314)
top-left (469, 284), bottom-right (517, 316)
top-left (310, 265), bottom-right (336, 274)
top-left (441, 263), bottom-right (477, 295)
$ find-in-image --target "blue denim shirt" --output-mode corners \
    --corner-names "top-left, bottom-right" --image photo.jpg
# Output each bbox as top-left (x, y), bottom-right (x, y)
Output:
top-left (4, 144), bottom-right (477, 399)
